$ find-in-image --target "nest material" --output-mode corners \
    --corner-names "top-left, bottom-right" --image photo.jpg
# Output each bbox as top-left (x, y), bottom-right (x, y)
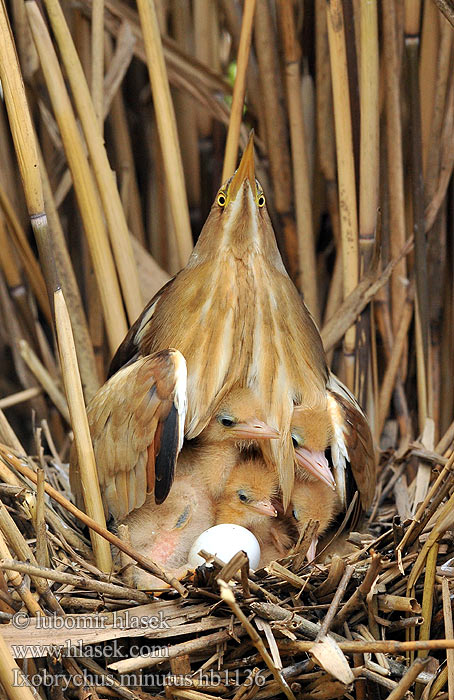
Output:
top-left (0, 440), bottom-right (452, 700)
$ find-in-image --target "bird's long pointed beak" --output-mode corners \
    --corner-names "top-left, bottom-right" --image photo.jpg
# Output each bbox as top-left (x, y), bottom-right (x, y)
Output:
top-left (295, 447), bottom-right (336, 490)
top-left (227, 132), bottom-right (257, 203)
top-left (306, 537), bottom-right (318, 563)
top-left (231, 419), bottom-right (279, 440)
top-left (250, 499), bottom-right (278, 517)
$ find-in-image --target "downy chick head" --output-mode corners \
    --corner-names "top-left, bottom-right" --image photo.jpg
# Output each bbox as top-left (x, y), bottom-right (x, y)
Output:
top-left (216, 457), bottom-right (278, 534)
top-left (291, 402), bottom-right (336, 490)
top-left (202, 387), bottom-right (279, 449)
top-left (288, 478), bottom-right (340, 540)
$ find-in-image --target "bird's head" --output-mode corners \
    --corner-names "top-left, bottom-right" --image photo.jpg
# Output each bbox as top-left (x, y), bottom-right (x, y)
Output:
top-left (288, 479), bottom-right (339, 536)
top-left (191, 133), bottom-right (284, 263)
top-left (203, 387), bottom-right (280, 446)
top-left (291, 403), bottom-right (335, 489)
top-left (217, 458), bottom-right (278, 528)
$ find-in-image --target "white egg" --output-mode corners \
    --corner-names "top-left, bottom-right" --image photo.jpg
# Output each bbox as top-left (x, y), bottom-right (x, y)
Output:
top-left (187, 524), bottom-right (261, 569)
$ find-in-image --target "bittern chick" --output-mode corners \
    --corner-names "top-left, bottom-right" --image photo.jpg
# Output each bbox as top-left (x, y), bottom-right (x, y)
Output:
top-left (289, 477), bottom-right (341, 562)
top-left (291, 402), bottom-right (335, 490)
top-left (121, 471), bottom-right (214, 590)
top-left (185, 386), bottom-right (280, 499)
top-left (215, 457), bottom-right (278, 544)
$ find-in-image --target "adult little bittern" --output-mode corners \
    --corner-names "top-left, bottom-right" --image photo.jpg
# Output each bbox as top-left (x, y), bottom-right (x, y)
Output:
top-left (109, 133), bottom-right (328, 508)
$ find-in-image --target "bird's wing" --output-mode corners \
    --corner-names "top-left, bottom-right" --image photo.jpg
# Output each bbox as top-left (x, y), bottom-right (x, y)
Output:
top-left (107, 278), bottom-right (176, 378)
top-left (70, 349), bottom-right (187, 521)
top-left (327, 385), bottom-right (376, 512)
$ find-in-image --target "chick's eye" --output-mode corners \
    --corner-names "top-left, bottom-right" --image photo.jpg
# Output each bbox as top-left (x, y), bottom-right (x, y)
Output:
top-left (238, 490), bottom-right (249, 502)
top-left (292, 508), bottom-right (299, 521)
top-left (218, 415), bottom-right (235, 427)
top-left (217, 191), bottom-right (227, 207)
top-left (258, 193), bottom-right (265, 207)
top-left (291, 431), bottom-right (304, 448)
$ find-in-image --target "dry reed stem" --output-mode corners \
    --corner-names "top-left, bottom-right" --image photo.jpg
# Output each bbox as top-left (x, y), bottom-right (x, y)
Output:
top-left (0, 629), bottom-right (37, 700)
top-left (222, 0), bottom-right (256, 182)
top-left (386, 658), bottom-right (429, 700)
top-left (0, 529), bottom-right (42, 616)
top-left (219, 580), bottom-right (296, 700)
top-left (405, 0), bottom-right (422, 35)
top-left (136, 0), bottom-right (193, 268)
top-left (359, 0), bottom-right (379, 266)
top-left (26, 1), bottom-right (127, 355)
top-left (91, 0), bottom-right (105, 128)
top-left (316, 565), bottom-right (354, 640)
top-left (377, 284), bottom-right (415, 437)
top-left (326, 0), bottom-right (359, 391)
top-left (278, 0), bottom-right (318, 321)
top-left (42, 0), bottom-right (143, 325)
top-left (0, 183), bottom-right (51, 324)
top-left (382, 0), bottom-right (408, 343)
top-left (18, 339), bottom-right (70, 424)
top-left (420, 1), bottom-right (439, 176)
top-left (415, 542), bottom-right (439, 664)
top-left (54, 288), bottom-right (112, 573)
top-left (34, 467), bottom-right (48, 567)
top-left (441, 577), bottom-right (454, 698)
top-left (0, 387), bottom-right (42, 410)
top-left (0, 445), bottom-right (188, 595)
top-left (37, 144), bottom-right (99, 401)
top-left (433, 0), bottom-right (454, 28)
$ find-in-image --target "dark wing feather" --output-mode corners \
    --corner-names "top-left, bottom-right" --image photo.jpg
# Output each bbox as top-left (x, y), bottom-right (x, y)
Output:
top-left (70, 349), bottom-right (187, 521)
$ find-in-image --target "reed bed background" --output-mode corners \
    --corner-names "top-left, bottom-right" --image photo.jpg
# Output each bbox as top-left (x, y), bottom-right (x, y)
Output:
top-left (0, 0), bottom-right (453, 698)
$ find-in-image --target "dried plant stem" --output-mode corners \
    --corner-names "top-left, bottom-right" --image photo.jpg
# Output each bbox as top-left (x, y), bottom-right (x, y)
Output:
top-left (415, 542), bottom-right (438, 658)
top-left (26, 0), bottom-right (127, 355)
top-left (0, 530), bottom-right (42, 616)
top-left (326, 0), bottom-right (359, 391)
top-left (222, 0), bottom-right (256, 181)
top-left (34, 468), bottom-right (48, 567)
top-left (219, 580), bottom-right (296, 700)
top-left (433, 0), bottom-right (454, 28)
top-left (316, 565), bottom-right (354, 640)
top-left (19, 339), bottom-right (70, 424)
top-left (420, 1), bottom-right (440, 177)
top-left (386, 658), bottom-right (429, 700)
top-left (136, 0), bottom-right (193, 267)
top-left (41, 0), bottom-right (143, 325)
top-left (278, 0), bottom-right (318, 321)
top-left (0, 445), bottom-right (188, 595)
top-left (91, 0), bottom-right (104, 128)
top-left (0, 387), bottom-right (42, 410)
top-left (442, 577), bottom-right (454, 698)
top-left (54, 289), bottom-right (111, 572)
top-left (359, 0), bottom-right (379, 267)
top-left (0, 629), bottom-right (37, 700)
top-left (377, 284), bottom-right (415, 437)
top-left (383, 0), bottom-right (407, 344)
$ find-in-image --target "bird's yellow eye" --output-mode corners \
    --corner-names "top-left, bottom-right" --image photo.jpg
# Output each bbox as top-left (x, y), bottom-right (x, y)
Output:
top-left (217, 191), bottom-right (227, 207)
top-left (257, 193), bottom-right (265, 207)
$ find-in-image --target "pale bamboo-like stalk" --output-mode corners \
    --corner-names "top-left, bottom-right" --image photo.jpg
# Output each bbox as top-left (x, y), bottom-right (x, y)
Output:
top-left (37, 143), bottom-right (99, 401)
top-left (0, 630), bottom-right (37, 700)
top-left (414, 541), bottom-right (438, 700)
top-left (193, 0), bottom-right (214, 137)
top-left (91, 0), bottom-right (104, 129)
top-left (171, 1), bottom-right (201, 209)
top-left (419, 1), bottom-right (439, 176)
top-left (41, 0), bottom-right (143, 324)
top-left (26, 0), bottom-right (127, 355)
top-left (359, 0), bottom-right (379, 267)
top-left (54, 288), bottom-right (112, 573)
top-left (404, 0), bottom-right (422, 35)
top-left (222, 0), bottom-right (256, 182)
top-left (382, 0), bottom-right (407, 343)
top-left (277, 0), bottom-right (318, 322)
top-left (442, 577), bottom-right (454, 699)
top-left (136, 0), bottom-right (193, 268)
top-left (326, 0), bottom-right (359, 391)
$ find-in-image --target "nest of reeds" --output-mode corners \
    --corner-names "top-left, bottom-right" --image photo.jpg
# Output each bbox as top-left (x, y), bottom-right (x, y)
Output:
top-left (0, 0), bottom-right (454, 699)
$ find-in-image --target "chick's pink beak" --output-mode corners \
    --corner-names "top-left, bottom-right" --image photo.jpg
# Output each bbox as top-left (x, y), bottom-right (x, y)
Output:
top-left (250, 499), bottom-right (278, 517)
top-left (232, 419), bottom-right (280, 440)
top-left (295, 447), bottom-right (335, 490)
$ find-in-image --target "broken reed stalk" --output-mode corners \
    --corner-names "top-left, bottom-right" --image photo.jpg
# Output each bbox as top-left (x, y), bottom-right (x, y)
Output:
top-left (277, 0), bottom-right (318, 322)
top-left (420, 1), bottom-right (439, 177)
top-left (222, 0), bottom-right (256, 182)
top-left (91, 0), bottom-right (104, 129)
top-left (326, 0), bottom-right (359, 392)
top-left (53, 288), bottom-right (112, 573)
top-left (0, 445), bottom-right (188, 596)
top-left (26, 1), bottom-right (127, 355)
top-left (136, 0), bottom-right (193, 268)
top-left (41, 0), bottom-right (143, 325)
top-left (385, 658), bottom-right (429, 700)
